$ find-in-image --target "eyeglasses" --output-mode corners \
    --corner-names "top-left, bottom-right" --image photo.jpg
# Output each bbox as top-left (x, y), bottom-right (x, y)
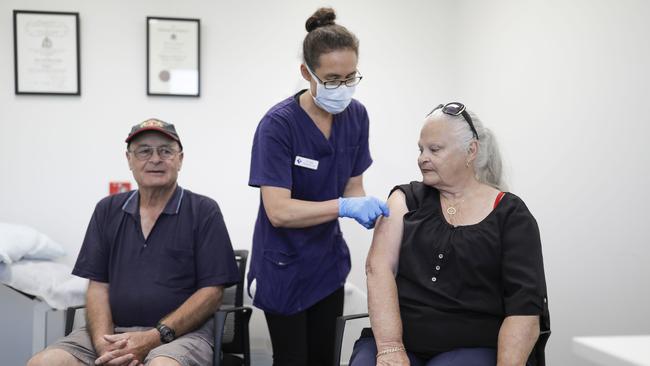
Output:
top-left (427, 102), bottom-right (479, 140)
top-left (309, 67), bottom-right (363, 89)
top-left (128, 145), bottom-right (180, 161)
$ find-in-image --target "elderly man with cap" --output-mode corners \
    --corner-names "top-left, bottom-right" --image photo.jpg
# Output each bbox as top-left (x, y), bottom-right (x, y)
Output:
top-left (28, 119), bottom-right (240, 366)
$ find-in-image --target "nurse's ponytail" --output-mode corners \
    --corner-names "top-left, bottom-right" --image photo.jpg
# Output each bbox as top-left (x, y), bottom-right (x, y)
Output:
top-left (303, 7), bottom-right (359, 70)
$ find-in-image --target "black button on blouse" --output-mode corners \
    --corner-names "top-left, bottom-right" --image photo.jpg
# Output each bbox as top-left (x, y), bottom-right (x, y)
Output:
top-left (392, 182), bottom-right (550, 357)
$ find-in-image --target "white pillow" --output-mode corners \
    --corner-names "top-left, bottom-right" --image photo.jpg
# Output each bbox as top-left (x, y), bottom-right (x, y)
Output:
top-left (0, 223), bottom-right (66, 264)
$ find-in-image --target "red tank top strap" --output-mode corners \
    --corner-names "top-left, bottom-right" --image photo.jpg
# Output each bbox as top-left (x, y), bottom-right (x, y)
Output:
top-left (493, 192), bottom-right (506, 209)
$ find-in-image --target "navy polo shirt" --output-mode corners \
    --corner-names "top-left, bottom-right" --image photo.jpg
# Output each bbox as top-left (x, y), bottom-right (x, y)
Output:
top-left (248, 91), bottom-right (373, 315)
top-left (73, 186), bottom-right (240, 327)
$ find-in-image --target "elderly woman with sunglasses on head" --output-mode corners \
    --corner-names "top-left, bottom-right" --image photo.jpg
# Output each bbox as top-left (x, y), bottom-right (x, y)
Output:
top-left (349, 103), bottom-right (550, 366)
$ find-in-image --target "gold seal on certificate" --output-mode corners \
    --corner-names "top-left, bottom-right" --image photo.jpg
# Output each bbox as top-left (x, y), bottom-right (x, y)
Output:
top-left (159, 70), bottom-right (171, 82)
top-left (147, 17), bottom-right (200, 97)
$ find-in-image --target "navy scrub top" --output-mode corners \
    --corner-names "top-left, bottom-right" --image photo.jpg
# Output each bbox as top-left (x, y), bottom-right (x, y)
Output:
top-left (248, 91), bottom-right (373, 315)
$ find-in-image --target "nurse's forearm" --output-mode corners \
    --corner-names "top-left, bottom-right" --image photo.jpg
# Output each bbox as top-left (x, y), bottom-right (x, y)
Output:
top-left (261, 186), bottom-right (339, 228)
top-left (270, 198), bottom-right (340, 228)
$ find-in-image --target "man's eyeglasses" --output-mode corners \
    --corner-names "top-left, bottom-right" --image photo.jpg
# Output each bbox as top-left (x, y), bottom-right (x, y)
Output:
top-left (427, 102), bottom-right (479, 140)
top-left (128, 145), bottom-right (180, 161)
top-left (309, 67), bottom-right (363, 90)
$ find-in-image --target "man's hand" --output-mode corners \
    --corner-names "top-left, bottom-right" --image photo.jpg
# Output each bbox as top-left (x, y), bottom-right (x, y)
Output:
top-left (94, 329), bottom-right (160, 365)
top-left (93, 336), bottom-right (130, 364)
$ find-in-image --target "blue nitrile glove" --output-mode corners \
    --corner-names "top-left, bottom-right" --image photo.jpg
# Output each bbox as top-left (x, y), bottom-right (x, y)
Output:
top-left (338, 196), bottom-right (390, 229)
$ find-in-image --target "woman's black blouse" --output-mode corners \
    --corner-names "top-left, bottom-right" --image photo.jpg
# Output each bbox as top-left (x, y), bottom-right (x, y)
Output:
top-left (392, 182), bottom-right (549, 357)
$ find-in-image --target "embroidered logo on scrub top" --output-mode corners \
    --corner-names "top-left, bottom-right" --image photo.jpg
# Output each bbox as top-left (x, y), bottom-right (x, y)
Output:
top-left (294, 155), bottom-right (319, 170)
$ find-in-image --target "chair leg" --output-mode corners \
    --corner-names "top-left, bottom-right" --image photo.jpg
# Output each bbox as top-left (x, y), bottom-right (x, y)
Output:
top-left (213, 312), bottom-right (228, 366)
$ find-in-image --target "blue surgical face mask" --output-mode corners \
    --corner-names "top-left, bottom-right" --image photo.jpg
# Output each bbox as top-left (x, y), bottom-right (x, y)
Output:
top-left (307, 66), bottom-right (356, 114)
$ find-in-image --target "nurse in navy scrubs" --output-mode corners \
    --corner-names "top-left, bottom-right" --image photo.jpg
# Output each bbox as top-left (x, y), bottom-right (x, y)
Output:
top-left (248, 7), bottom-right (388, 366)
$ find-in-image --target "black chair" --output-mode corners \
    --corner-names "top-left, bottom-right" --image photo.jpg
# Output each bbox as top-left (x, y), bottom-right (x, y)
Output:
top-left (65, 249), bottom-right (252, 366)
top-left (332, 313), bottom-right (551, 366)
top-left (213, 249), bottom-right (253, 366)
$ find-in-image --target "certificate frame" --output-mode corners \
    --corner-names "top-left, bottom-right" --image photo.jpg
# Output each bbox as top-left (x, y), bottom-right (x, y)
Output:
top-left (13, 10), bottom-right (81, 95)
top-left (147, 17), bottom-right (200, 97)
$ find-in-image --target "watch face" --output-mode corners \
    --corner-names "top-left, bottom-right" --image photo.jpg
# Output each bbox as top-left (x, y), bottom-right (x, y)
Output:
top-left (157, 324), bottom-right (175, 343)
top-left (162, 329), bottom-right (174, 343)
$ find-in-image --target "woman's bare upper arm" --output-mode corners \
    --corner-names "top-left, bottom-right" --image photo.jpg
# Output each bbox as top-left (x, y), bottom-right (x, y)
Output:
top-left (367, 189), bottom-right (409, 275)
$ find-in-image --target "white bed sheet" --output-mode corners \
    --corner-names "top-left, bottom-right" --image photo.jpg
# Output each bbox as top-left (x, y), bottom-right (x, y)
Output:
top-left (0, 259), bottom-right (87, 310)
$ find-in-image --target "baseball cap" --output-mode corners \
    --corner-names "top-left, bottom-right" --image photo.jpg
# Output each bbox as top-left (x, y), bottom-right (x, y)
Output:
top-left (125, 118), bottom-right (182, 149)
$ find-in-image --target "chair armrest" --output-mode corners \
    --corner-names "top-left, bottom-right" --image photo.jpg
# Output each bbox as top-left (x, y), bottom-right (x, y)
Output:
top-left (65, 305), bottom-right (87, 336)
top-left (213, 306), bottom-right (252, 366)
top-left (533, 329), bottom-right (551, 366)
top-left (339, 313), bottom-right (369, 323)
top-left (540, 329), bottom-right (551, 336)
top-left (333, 313), bottom-right (369, 366)
top-left (538, 329), bottom-right (551, 348)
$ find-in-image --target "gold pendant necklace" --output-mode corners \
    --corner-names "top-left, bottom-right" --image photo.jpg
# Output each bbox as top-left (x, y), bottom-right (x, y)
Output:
top-left (443, 197), bottom-right (464, 217)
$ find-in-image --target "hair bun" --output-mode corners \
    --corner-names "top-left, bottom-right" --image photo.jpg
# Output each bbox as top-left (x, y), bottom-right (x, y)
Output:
top-left (305, 7), bottom-right (336, 32)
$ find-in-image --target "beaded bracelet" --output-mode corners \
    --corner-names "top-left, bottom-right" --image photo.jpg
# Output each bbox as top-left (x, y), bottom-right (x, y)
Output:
top-left (376, 346), bottom-right (406, 358)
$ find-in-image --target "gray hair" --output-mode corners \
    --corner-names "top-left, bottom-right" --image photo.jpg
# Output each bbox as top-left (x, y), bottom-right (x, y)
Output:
top-left (426, 109), bottom-right (507, 191)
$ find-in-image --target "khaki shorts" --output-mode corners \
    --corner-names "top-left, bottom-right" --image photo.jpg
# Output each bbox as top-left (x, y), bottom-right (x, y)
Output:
top-left (47, 319), bottom-right (214, 366)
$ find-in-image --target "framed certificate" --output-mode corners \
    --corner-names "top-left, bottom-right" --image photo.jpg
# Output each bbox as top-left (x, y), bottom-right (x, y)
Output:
top-left (147, 17), bottom-right (200, 97)
top-left (13, 10), bottom-right (81, 95)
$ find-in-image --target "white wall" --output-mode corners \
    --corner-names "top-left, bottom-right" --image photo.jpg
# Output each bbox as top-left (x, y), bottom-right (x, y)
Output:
top-left (449, 1), bottom-right (650, 364)
top-left (1, 0), bottom-right (649, 365)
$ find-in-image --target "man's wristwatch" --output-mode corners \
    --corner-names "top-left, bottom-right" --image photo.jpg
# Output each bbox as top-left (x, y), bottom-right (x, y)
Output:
top-left (156, 323), bottom-right (176, 344)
